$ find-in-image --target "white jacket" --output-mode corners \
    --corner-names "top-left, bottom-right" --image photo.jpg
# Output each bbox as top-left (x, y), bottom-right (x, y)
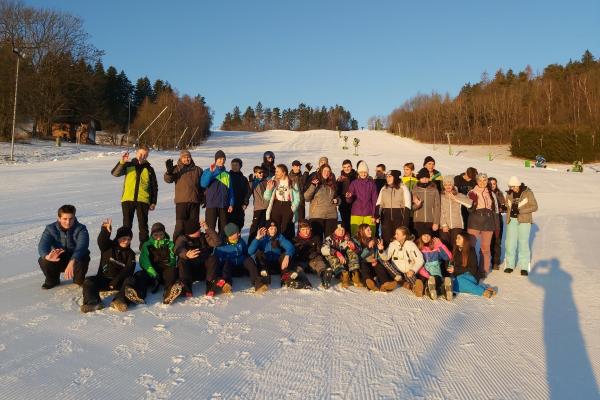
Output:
top-left (378, 240), bottom-right (424, 274)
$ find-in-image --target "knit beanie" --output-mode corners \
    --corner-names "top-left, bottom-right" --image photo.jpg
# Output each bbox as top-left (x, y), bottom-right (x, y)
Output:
top-left (388, 169), bottom-right (402, 181)
top-left (318, 156), bottom-right (329, 166)
top-left (183, 220), bottom-right (200, 235)
top-left (180, 149), bottom-right (191, 158)
top-left (357, 161), bottom-right (369, 174)
top-left (508, 176), bottom-right (521, 187)
top-left (115, 226), bottom-right (133, 240)
top-left (223, 223), bottom-right (239, 237)
top-left (423, 156), bottom-right (435, 166)
top-left (442, 175), bottom-right (454, 185)
top-left (215, 150), bottom-right (226, 160)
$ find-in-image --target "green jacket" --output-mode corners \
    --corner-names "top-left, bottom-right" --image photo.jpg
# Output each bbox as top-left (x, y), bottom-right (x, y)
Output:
top-left (111, 158), bottom-right (158, 205)
top-left (139, 236), bottom-right (176, 278)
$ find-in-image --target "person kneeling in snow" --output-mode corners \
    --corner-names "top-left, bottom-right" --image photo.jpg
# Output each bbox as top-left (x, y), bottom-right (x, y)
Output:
top-left (213, 223), bottom-right (266, 294)
top-left (448, 232), bottom-right (496, 298)
top-left (80, 219), bottom-right (139, 313)
top-left (137, 223), bottom-right (183, 304)
top-left (321, 224), bottom-right (360, 288)
top-left (249, 220), bottom-right (310, 289)
top-left (175, 220), bottom-right (222, 298)
top-left (292, 220), bottom-right (331, 288)
top-left (416, 230), bottom-right (453, 301)
top-left (378, 227), bottom-right (425, 297)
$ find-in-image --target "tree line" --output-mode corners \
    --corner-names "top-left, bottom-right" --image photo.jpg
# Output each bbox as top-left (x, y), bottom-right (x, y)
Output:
top-left (388, 50), bottom-right (600, 144)
top-left (221, 102), bottom-right (358, 132)
top-left (0, 0), bottom-right (211, 147)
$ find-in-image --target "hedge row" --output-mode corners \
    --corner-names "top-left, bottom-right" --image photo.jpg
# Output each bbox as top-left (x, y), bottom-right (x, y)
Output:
top-left (510, 127), bottom-right (600, 163)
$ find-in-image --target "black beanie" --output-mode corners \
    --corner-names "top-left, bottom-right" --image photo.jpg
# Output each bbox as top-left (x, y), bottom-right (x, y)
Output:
top-left (215, 150), bottom-right (226, 160)
top-left (416, 167), bottom-right (430, 180)
top-left (115, 226), bottom-right (133, 240)
top-left (183, 220), bottom-right (200, 235)
top-left (423, 156), bottom-right (435, 166)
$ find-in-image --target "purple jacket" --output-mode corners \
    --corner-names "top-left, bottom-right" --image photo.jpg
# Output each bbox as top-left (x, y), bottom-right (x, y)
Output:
top-left (346, 177), bottom-right (378, 217)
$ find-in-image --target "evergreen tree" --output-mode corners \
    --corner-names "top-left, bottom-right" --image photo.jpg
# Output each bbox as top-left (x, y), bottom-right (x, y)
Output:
top-left (242, 106), bottom-right (256, 131)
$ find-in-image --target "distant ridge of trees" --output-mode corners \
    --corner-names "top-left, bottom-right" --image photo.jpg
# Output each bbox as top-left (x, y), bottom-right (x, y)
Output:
top-left (221, 102), bottom-right (358, 132)
top-left (388, 50), bottom-right (600, 145)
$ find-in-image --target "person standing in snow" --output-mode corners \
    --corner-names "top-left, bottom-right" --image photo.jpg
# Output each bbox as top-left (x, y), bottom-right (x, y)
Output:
top-left (345, 160), bottom-right (378, 236)
top-left (337, 159), bottom-right (357, 232)
top-left (200, 150), bottom-right (234, 234)
top-left (402, 162), bottom-right (418, 192)
top-left (439, 175), bottom-right (472, 249)
top-left (412, 168), bottom-right (441, 238)
top-left (375, 169), bottom-right (412, 246)
top-left (289, 160), bottom-right (309, 222)
top-left (228, 158), bottom-right (250, 231)
top-left (38, 204), bottom-right (90, 289)
top-left (454, 167), bottom-right (478, 227)
top-left (263, 164), bottom-right (300, 240)
top-left (164, 149), bottom-right (204, 241)
top-left (488, 177), bottom-right (506, 270)
top-left (423, 156), bottom-right (443, 191)
top-left (503, 176), bottom-right (538, 276)
top-left (111, 145), bottom-right (158, 247)
top-left (304, 163), bottom-right (341, 240)
top-left (248, 166), bottom-right (269, 245)
top-left (261, 151), bottom-right (276, 179)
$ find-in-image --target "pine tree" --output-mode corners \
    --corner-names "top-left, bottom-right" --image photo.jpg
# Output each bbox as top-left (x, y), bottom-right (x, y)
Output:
top-left (242, 106), bottom-right (256, 131)
top-left (255, 101), bottom-right (264, 131)
top-left (231, 106), bottom-right (242, 130)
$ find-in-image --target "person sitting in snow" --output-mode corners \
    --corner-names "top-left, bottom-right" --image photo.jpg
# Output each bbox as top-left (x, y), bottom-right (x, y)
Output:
top-left (321, 223), bottom-right (360, 288)
top-left (355, 223), bottom-right (398, 292)
top-left (416, 230), bottom-right (453, 301)
top-left (38, 204), bottom-right (90, 290)
top-left (80, 219), bottom-right (139, 313)
top-left (213, 223), bottom-right (267, 294)
top-left (137, 222), bottom-right (183, 304)
top-left (249, 220), bottom-right (310, 289)
top-left (292, 220), bottom-right (332, 288)
top-left (448, 231), bottom-right (496, 298)
top-left (174, 219), bottom-right (222, 298)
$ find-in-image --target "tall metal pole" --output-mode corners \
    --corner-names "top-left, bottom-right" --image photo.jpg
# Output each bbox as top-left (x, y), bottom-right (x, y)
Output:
top-left (9, 56), bottom-right (20, 162)
top-left (126, 99), bottom-right (131, 146)
top-left (137, 106), bottom-right (168, 142)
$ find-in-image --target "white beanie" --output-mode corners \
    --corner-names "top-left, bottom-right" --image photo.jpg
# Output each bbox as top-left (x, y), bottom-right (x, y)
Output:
top-left (357, 161), bottom-right (369, 174)
top-left (508, 176), bottom-right (521, 187)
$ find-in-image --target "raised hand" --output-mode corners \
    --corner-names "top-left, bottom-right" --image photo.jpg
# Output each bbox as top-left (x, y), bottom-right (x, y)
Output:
top-left (256, 227), bottom-right (267, 240)
top-left (345, 192), bottom-right (352, 199)
top-left (311, 178), bottom-right (319, 186)
top-left (121, 151), bottom-right (129, 162)
top-left (102, 218), bottom-right (112, 232)
top-left (45, 248), bottom-right (64, 262)
top-left (266, 180), bottom-right (275, 191)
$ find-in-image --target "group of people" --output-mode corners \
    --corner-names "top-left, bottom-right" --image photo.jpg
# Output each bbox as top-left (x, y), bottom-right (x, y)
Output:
top-left (36, 145), bottom-right (538, 313)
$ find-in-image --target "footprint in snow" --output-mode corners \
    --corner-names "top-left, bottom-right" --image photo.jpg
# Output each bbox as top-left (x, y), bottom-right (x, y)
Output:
top-left (73, 368), bottom-right (93, 385)
top-left (171, 355), bottom-right (185, 364)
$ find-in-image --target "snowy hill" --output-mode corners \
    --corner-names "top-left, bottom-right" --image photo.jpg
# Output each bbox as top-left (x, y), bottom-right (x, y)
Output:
top-left (0, 130), bottom-right (599, 399)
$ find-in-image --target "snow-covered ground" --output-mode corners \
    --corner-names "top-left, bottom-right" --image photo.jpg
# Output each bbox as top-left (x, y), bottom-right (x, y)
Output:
top-left (0, 130), bottom-right (599, 399)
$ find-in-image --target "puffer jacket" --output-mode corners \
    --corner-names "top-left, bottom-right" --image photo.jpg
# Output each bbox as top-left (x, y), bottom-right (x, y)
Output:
top-left (412, 183), bottom-right (441, 224)
top-left (201, 166), bottom-right (234, 208)
top-left (293, 234), bottom-right (323, 261)
top-left (163, 159), bottom-right (203, 204)
top-left (418, 239), bottom-right (452, 278)
top-left (38, 218), bottom-right (89, 261)
top-left (375, 185), bottom-right (411, 212)
top-left (346, 177), bottom-right (378, 217)
top-left (139, 235), bottom-right (176, 278)
top-left (248, 233), bottom-right (295, 261)
top-left (213, 238), bottom-right (250, 266)
top-left (229, 170), bottom-right (250, 208)
top-left (506, 185), bottom-right (538, 224)
top-left (174, 227), bottom-right (221, 260)
top-left (95, 226), bottom-right (136, 288)
top-left (378, 240), bottom-right (424, 274)
top-left (111, 158), bottom-right (158, 205)
top-left (440, 191), bottom-right (472, 229)
top-left (304, 183), bottom-right (340, 219)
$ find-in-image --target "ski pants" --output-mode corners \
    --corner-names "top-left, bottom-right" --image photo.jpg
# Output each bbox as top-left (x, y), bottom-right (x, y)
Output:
top-left (324, 250), bottom-right (360, 274)
top-left (228, 205), bottom-right (246, 232)
top-left (205, 207), bottom-right (228, 235)
top-left (248, 209), bottom-right (267, 245)
top-left (339, 204), bottom-right (352, 233)
top-left (360, 261), bottom-right (394, 285)
top-left (177, 254), bottom-right (219, 294)
top-left (38, 252), bottom-right (89, 286)
top-left (380, 208), bottom-right (410, 245)
top-left (134, 264), bottom-right (178, 299)
top-left (350, 215), bottom-right (375, 237)
top-left (81, 275), bottom-right (129, 305)
top-left (504, 218), bottom-right (532, 271)
top-left (452, 272), bottom-right (485, 296)
top-left (173, 202), bottom-right (200, 241)
top-left (309, 218), bottom-right (338, 241)
top-left (122, 201), bottom-right (150, 245)
top-left (221, 257), bottom-right (261, 289)
top-left (270, 199), bottom-right (295, 240)
top-left (292, 255), bottom-right (327, 275)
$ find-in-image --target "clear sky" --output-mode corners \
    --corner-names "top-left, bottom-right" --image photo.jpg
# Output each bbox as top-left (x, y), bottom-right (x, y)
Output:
top-left (25, 0), bottom-right (600, 128)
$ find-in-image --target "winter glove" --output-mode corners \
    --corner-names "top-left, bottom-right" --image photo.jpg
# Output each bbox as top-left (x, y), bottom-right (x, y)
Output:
top-left (150, 277), bottom-right (160, 294)
top-left (165, 159), bottom-right (174, 174)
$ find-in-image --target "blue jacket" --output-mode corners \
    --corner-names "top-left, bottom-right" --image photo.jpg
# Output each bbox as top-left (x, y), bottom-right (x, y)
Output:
top-left (213, 238), bottom-right (249, 266)
top-left (38, 219), bottom-right (90, 261)
top-left (200, 166), bottom-right (234, 209)
top-left (248, 234), bottom-right (295, 261)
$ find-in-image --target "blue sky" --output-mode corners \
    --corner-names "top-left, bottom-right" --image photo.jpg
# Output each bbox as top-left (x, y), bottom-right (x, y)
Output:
top-left (26, 0), bottom-right (600, 128)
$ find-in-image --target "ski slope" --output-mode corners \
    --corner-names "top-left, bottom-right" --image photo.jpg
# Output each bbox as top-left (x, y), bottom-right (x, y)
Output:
top-left (0, 130), bottom-right (599, 399)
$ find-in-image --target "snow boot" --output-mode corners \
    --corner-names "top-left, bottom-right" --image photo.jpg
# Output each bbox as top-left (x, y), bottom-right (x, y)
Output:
top-left (125, 286), bottom-right (145, 305)
top-left (42, 279), bottom-right (59, 290)
top-left (504, 268), bottom-right (513, 274)
top-left (351, 270), bottom-right (364, 287)
top-left (427, 276), bottom-right (437, 300)
top-left (163, 281), bottom-right (184, 304)
top-left (80, 302), bottom-right (104, 313)
top-left (216, 279), bottom-right (232, 294)
top-left (413, 280), bottom-right (425, 297)
top-left (321, 268), bottom-right (333, 289)
top-left (380, 281), bottom-right (398, 292)
top-left (110, 298), bottom-right (128, 312)
top-left (340, 270), bottom-right (350, 288)
top-left (483, 287), bottom-right (497, 298)
top-left (443, 277), bottom-right (453, 301)
top-left (520, 270), bottom-right (529, 276)
top-left (492, 264), bottom-right (500, 270)
top-left (255, 284), bottom-right (269, 294)
top-left (365, 278), bottom-right (377, 291)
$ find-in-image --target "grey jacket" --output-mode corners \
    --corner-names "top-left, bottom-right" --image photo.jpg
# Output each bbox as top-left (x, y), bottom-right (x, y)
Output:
top-left (412, 184), bottom-right (441, 225)
top-left (440, 192), bottom-right (472, 229)
top-left (304, 183), bottom-right (340, 219)
top-left (506, 187), bottom-right (538, 224)
top-left (251, 180), bottom-right (269, 211)
top-left (376, 185), bottom-right (411, 210)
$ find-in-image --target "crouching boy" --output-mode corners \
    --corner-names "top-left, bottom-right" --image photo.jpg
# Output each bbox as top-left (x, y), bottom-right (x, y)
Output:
top-left (321, 223), bottom-right (360, 288)
top-left (293, 220), bottom-right (330, 288)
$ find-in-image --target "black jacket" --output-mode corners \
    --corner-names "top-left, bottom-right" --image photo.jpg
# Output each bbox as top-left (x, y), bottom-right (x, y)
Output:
top-left (175, 227), bottom-right (222, 260)
top-left (452, 247), bottom-right (481, 280)
top-left (96, 227), bottom-right (136, 288)
top-left (229, 170), bottom-right (250, 208)
top-left (293, 235), bottom-right (323, 261)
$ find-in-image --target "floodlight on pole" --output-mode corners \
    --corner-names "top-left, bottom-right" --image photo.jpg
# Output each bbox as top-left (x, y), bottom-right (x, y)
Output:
top-left (9, 48), bottom-right (26, 162)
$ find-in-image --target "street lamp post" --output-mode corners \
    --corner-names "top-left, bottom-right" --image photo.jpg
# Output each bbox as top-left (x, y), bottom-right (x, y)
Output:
top-left (9, 48), bottom-right (26, 162)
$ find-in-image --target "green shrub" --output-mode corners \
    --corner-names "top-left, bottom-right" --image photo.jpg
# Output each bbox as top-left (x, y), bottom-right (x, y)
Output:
top-left (510, 127), bottom-right (600, 163)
